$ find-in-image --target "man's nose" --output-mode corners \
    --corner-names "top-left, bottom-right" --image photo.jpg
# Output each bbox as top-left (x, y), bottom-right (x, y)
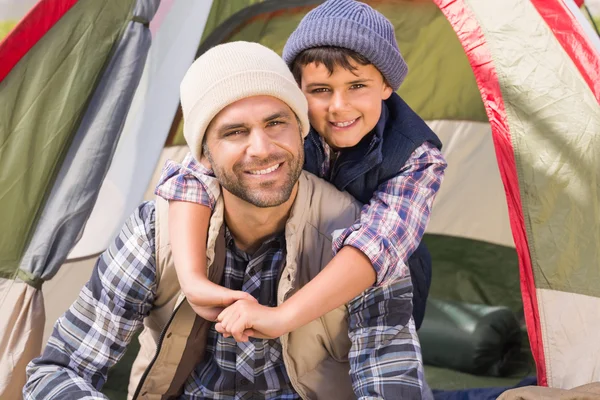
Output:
top-left (246, 129), bottom-right (272, 158)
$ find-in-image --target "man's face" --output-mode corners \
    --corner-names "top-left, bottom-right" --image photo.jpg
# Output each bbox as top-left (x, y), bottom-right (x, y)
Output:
top-left (300, 61), bottom-right (393, 151)
top-left (203, 95), bottom-right (304, 208)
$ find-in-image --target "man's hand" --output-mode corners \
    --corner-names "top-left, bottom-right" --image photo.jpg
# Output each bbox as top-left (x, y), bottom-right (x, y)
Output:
top-left (215, 300), bottom-right (291, 342)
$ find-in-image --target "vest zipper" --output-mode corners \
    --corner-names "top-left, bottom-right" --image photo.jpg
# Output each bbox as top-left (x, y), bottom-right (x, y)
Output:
top-left (131, 299), bottom-right (185, 399)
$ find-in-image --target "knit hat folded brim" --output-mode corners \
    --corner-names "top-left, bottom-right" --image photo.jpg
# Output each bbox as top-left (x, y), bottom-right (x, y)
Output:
top-left (183, 70), bottom-right (309, 160)
top-left (180, 41), bottom-right (310, 162)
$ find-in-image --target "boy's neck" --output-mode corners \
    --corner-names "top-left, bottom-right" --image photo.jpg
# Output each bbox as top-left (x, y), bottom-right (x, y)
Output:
top-left (221, 184), bottom-right (298, 254)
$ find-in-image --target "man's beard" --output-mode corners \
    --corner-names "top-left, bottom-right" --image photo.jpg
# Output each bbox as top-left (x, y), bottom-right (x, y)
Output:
top-left (207, 149), bottom-right (304, 208)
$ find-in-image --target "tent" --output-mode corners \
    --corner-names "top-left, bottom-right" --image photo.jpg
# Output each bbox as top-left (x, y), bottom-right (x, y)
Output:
top-left (0, 0), bottom-right (599, 398)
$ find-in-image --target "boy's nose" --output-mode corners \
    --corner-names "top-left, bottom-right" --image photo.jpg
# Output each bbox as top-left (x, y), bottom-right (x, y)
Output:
top-left (329, 91), bottom-right (349, 113)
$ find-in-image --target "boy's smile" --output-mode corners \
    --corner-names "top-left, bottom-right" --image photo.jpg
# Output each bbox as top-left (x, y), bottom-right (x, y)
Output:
top-left (300, 61), bottom-right (393, 151)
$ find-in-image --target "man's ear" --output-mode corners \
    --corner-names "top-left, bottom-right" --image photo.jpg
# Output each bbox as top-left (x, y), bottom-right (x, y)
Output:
top-left (200, 155), bottom-right (212, 170)
top-left (200, 142), bottom-right (213, 170)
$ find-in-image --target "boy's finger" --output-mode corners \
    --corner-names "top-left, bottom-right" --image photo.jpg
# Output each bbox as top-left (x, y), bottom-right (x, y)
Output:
top-left (217, 306), bottom-right (233, 322)
top-left (223, 310), bottom-right (241, 334)
top-left (230, 291), bottom-right (257, 302)
top-left (231, 319), bottom-right (249, 342)
top-left (215, 322), bottom-right (226, 334)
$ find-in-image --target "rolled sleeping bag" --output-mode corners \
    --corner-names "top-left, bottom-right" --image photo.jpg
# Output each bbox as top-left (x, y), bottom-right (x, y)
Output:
top-left (418, 298), bottom-right (522, 376)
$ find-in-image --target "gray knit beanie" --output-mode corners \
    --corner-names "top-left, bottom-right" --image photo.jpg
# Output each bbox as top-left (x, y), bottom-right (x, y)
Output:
top-left (282, 0), bottom-right (407, 91)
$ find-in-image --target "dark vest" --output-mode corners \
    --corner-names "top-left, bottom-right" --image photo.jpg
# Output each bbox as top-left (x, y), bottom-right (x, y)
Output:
top-left (303, 92), bottom-right (442, 329)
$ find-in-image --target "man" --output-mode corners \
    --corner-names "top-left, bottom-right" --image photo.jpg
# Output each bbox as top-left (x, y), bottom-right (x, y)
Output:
top-left (24, 42), bottom-right (429, 399)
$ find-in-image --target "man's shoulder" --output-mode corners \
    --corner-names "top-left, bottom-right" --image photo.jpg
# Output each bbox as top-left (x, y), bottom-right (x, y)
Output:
top-left (297, 171), bottom-right (361, 236)
top-left (300, 171), bottom-right (360, 207)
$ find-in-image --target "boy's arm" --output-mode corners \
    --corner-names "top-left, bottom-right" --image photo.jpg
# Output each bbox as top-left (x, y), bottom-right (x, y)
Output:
top-left (155, 154), bottom-right (252, 313)
top-left (348, 277), bottom-right (430, 399)
top-left (216, 143), bottom-right (445, 338)
top-left (334, 142), bottom-right (447, 286)
top-left (215, 246), bottom-right (376, 341)
top-left (24, 203), bottom-right (157, 399)
top-left (252, 142), bottom-right (445, 334)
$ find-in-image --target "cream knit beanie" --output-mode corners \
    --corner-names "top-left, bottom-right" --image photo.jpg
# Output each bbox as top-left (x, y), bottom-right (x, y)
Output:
top-left (180, 41), bottom-right (310, 161)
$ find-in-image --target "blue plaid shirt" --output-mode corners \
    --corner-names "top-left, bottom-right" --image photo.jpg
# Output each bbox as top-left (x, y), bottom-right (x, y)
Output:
top-left (24, 202), bottom-right (430, 399)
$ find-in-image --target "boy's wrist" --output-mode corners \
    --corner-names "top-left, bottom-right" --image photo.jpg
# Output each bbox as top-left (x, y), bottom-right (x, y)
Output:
top-left (277, 301), bottom-right (301, 333)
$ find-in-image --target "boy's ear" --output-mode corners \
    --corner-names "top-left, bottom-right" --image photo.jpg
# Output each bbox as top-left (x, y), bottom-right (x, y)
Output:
top-left (381, 83), bottom-right (394, 100)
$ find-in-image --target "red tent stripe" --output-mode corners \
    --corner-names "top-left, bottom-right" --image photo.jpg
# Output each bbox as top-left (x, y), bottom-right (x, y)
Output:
top-left (531, 0), bottom-right (600, 102)
top-left (434, 0), bottom-right (548, 386)
top-left (0, 0), bottom-right (79, 82)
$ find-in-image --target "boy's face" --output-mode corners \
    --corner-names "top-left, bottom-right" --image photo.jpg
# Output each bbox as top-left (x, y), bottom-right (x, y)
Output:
top-left (300, 61), bottom-right (393, 151)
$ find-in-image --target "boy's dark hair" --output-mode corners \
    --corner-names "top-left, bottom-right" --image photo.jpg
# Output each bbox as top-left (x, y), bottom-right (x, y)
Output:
top-left (290, 46), bottom-right (390, 87)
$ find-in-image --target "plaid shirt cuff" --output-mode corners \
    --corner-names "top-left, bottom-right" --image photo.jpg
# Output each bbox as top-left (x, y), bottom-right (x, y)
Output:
top-left (332, 143), bottom-right (447, 286)
top-left (348, 277), bottom-right (427, 398)
top-left (154, 153), bottom-right (219, 209)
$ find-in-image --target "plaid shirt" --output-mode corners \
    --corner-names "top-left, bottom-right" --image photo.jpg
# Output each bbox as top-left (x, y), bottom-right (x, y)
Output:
top-left (191, 228), bottom-right (298, 399)
top-left (24, 202), bottom-right (430, 399)
top-left (155, 141), bottom-right (446, 285)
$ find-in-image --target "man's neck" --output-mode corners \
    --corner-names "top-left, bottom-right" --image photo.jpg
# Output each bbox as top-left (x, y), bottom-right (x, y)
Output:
top-left (222, 183), bottom-right (298, 254)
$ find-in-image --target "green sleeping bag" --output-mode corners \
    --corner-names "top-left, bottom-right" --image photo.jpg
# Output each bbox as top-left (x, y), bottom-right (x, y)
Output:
top-left (418, 298), bottom-right (522, 377)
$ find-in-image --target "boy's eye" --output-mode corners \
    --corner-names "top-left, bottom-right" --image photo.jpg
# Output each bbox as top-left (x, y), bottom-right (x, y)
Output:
top-left (350, 84), bottom-right (366, 89)
top-left (311, 87), bottom-right (330, 94)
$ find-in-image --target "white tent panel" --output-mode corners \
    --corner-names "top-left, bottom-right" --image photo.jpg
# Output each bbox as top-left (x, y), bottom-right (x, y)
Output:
top-left (426, 121), bottom-right (514, 248)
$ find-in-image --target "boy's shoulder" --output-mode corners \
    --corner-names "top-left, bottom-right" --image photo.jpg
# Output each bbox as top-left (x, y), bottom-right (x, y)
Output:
top-left (382, 93), bottom-right (441, 149)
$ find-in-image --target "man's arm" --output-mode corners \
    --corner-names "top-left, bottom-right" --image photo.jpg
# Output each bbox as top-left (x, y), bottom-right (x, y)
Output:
top-left (23, 202), bottom-right (158, 399)
top-left (348, 276), bottom-right (431, 400)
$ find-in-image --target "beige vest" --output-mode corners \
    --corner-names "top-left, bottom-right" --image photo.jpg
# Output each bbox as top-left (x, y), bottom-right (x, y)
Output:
top-left (127, 172), bottom-right (362, 399)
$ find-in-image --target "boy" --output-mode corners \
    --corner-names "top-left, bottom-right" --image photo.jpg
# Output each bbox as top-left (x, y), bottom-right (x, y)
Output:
top-left (156, 0), bottom-right (446, 340)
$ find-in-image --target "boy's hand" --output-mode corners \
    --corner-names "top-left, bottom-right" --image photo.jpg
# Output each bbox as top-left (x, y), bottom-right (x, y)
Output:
top-left (184, 281), bottom-right (256, 321)
top-left (215, 300), bottom-right (291, 342)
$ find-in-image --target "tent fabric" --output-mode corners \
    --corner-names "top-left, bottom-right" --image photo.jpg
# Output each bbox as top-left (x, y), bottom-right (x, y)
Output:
top-left (425, 121), bottom-right (512, 247)
top-left (445, 0), bottom-right (600, 387)
top-left (0, 0), bottom-right (136, 277)
top-left (0, 279), bottom-right (44, 399)
top-left (0, 0), bottom-right (79, 81)
top-left (482, 1), bottom-right (600, 299)
top-left (18, 0), bottom-right (159, 282)
top-left (0, 0), bottom-right (158, 396)
top-left (68, 0), bottom-right (214, 260)
top-left (536, 289), bottom-right (600, 388)
top-left (436, 0), bottom-right (547, 384)
top-left (473, 0), bottom-right (600, 386)
top-left (530, 0), bottom-right (600, 100)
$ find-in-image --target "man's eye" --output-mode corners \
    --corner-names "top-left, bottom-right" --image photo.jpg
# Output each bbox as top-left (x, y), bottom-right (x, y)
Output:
top-left (267, 120), bottom-right (284, 127)
top-left (224, 130), bottom-right (243, 137)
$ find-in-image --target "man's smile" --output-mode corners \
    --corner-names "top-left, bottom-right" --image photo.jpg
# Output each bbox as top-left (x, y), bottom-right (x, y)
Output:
top-left (245, 162), bottom-right (284, 177)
